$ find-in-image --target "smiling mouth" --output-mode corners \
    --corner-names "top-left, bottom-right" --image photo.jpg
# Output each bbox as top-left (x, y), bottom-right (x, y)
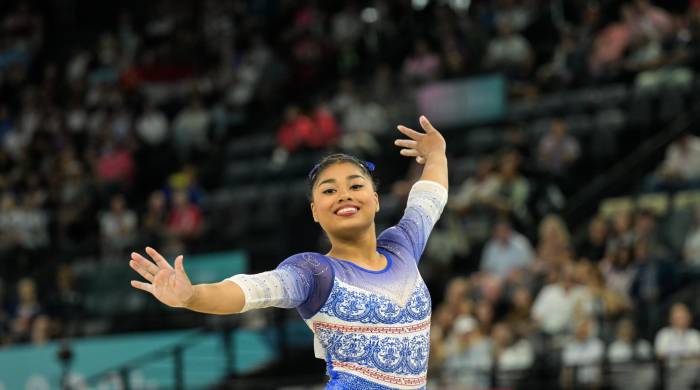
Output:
top-left (336, 207), bottom-right (359, 217)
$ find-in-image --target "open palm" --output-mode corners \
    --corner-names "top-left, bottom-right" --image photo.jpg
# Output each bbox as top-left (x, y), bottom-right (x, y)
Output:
top-left (394, 115), bottom-right (446, 165)
top-left (129, 247), bottom-right (194, 308)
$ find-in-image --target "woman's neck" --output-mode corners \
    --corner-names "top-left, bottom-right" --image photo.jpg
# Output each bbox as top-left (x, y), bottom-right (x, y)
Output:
top-left (326, 225), bottom-right (382, 263)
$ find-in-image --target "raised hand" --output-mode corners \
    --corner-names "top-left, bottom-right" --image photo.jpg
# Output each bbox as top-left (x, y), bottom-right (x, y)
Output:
top-left (394, 115), bottom-right (446, 165)
top-left (129, 247), bottom-right (194, 308)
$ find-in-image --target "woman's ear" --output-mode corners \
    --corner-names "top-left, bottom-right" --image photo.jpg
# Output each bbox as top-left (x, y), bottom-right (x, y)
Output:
top-left (374, 192), bottom-right (380, 212)
top-left (310, 202), bottom-right (318, 222)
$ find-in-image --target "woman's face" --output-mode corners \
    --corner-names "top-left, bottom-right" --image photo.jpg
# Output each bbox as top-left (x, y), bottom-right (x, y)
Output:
top-left (310, 162), bottom-right (379, 240)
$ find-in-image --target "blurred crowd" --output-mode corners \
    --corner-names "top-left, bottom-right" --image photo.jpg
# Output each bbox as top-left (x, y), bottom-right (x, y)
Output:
top-left (0, 5), bottom-right (699, 389)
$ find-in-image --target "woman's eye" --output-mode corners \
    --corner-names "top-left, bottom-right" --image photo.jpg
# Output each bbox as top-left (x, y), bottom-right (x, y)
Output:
top-left (322, 188), bottom-right (336, 194)
top-left (351, 184), bottom-right (364, 190)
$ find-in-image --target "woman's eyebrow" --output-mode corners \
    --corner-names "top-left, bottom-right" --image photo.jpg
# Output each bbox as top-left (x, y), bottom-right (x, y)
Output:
top-left (318, 175), bottom-right (365, 186)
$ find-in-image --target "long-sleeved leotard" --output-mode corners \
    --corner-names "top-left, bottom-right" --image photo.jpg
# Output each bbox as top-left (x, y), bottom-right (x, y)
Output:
top-left (227, 180), bottom-right (447, 389)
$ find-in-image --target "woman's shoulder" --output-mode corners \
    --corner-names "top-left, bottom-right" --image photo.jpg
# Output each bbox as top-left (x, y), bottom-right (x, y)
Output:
top-left (279, 252), bottom-right (335, 273)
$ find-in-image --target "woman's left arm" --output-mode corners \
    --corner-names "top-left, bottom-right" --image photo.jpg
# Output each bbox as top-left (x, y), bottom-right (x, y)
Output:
top-left (395, 115), bottom-right (448, 190)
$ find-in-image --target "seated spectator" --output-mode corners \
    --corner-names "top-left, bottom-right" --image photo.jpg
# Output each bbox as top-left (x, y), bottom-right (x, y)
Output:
top-left (135, 102), bottom-right (169, 147)
top-left (506, 286), bottom-right (535, 338)
top-left (442, 315), bottom-right (493, 389)
top-left (94, 138), bottom-right (135, 193)
top-left (561, 318), bottom-right (605, 389)
top-left (480, 219), bottom-right (534, 279)
top-left (654, 303), bottom-right (700, 389)
top-left (537, 119), bottom-right (580, 180)
top-left (535, 214), bottom-right (573, 269)
top-left (401, 39), bottom-right (442, 86)
top-left (631, 240), bottom-right (679, 337)
top-left (645, 133), bottom-right (700, 192)
top-left (163, 165), bottom-right (204, 206)
top-left (582, 263), bottom-right (631, 339)
top-left (8, 277), bottom-right (43, 344)
top-left (339, 93), bottom-right (387, 158)
top-left (483, 20), bottom-right (534, 78)
top-left (588, 6), bottom-right (632, 78)
top-left (142, 190), bottom-right (168, 247)
top-left (533, 263), bottom-right (592, 337)
top-left (633, 209), bottom-right (666, 256)
top-left (684, 205), bottom-right (700, 267)
top-left (99, 194), bottom-right (137, 260)
top-left (449, 156), bottom-right (500, 213)
top-left (276, 105), bottom-right (316, 154)
top-left (166, 189), bottom-right (203, 248)
top-left (492, 149), bottom-right (531, 227)
top-left (608, 318), bottom-right (655, 390)
top-left (492, 321), bottom-right (534, 388)
top-left (601, 242), bottom-right (637, 300)
top-left (173, 97), bottom-right (211, 162)
top-left (577, 215), bottom-right (609, 263)
top-left (309, 102), bottom-right (340, 150)
top-left (606, 210), bottom-right (635, 255)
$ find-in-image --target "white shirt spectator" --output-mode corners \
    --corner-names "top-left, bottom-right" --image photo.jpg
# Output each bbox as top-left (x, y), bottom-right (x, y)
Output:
top-left (562, 337), bottom-right (605, 385)
top-left (660, 135), bottom-right (700, 181)
top-left (608, 339), bottom-right (653, 362)
top-left (654, 327), bottom-right (700, 359)
top-left (480, 231), bottom-right (534, 277)
top-left (136, 108), bottom-right (168, 146)
top-left (532, 284), bottom-right (592, 335)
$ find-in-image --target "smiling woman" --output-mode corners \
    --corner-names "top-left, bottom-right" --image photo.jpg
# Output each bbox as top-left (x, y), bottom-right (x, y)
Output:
top-left (128, 116), bottom-right (449, 390)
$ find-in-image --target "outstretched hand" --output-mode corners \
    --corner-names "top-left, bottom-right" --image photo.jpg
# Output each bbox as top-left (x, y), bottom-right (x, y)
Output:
top-left (394, 115), bottom-right (446, 165)
top-left (129, 247), bottom-right (194, 308)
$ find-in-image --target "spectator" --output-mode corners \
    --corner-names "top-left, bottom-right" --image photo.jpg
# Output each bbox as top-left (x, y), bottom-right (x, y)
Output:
top-left (142, 190), bottom-right (168, 247)
top-left (645, 133), bottom-right (700, 192)
top-left (492, 150), bottom-right (531, 226)
top-left (480, 219), bottom-right (535, 279)
top-left (492, 321), bottom-right (534, 388)
top-left (173, 97), bottom-right (211, 162)
top-left (606, 210), bottom-right (635, 257)
top-left (99, 194), bottom-right (138, 260)
top-left (166, 189), bottom-right (203, 248)
top-left (450, 156), bottom-right (500, 213)
top-left (93, 139), bottom-right (135, 193)
top-left (654, 303), bottom-right (700, 389)
top-left (532, 263), bottom-right (592, 337)
top-left (577, 215), bottom-right (609, 263)
top-left (608, 318), bottom-right (655, 390)
top-left (561, 318), bottom-right (605, 389)
top-left (483, 20), bottom-right (534, 78)
top-left (442, 315), bottom-right (493, 389)
top-left (339, 93), bottom-right (387, 157)
top-left (536, 119), bottom-right (580, 178)
top-left (135, 103), bottom-right (169, 147)
top-left (276, 105), bottom-right (316, 154)
top-left (582, 263), bottom-right (630, 339)
top-left (601, 242), bottom-right (637, 300)
top-left (8, 277), bottom-right (43, 344)
top-left (401, 39), bottom-right (442, 86)
top-left (535, 214), bottom-right (573, 269)
top-left (684, 205), bottom-right (700, 267)
top-left (506, 286), bottom-right (535, 338)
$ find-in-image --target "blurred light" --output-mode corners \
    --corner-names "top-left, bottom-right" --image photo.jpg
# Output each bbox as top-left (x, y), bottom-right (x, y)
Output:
top-left (361, 7), bottom-right (379, 23)
top-left (448, 0), bottom-right (471, 11)
top-left (412, 0), bottom-right (429, 11)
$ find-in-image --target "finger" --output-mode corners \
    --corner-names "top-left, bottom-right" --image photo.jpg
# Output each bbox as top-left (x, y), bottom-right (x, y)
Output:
top-left (174, 255), bottom-right (185, 274)
top-left (131, 252), bottom-right (159, 274)
top-left (131, 280), bottom-right (154, 294)
top-left (394, 139), bottom-right (418, 149)
top-left (129, 260), bottom-right (155, 282)
top-left (397, 125), bottom-right (424, 140)
top-left (416, 156), bottom-right (426, 165)
top-left (419, 116), bottom-right (437, 133)
top-left (400, 148), bottom-right (420, 157)
top-left (146, 247), bottom-right (172, 269)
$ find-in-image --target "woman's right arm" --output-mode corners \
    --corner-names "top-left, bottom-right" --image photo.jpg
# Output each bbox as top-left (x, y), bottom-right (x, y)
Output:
top-left (129, 247), bottom-right (246, 315)
top-left (129, 248), bottom-right (320, 315)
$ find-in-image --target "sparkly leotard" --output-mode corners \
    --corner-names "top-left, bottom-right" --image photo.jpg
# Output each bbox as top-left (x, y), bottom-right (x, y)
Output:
top-left (228, 180), bottom-right (447, 389)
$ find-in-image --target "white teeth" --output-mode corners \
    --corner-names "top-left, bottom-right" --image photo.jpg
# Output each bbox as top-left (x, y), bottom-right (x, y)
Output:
top-left (337, 207), bottom-right (358, 215)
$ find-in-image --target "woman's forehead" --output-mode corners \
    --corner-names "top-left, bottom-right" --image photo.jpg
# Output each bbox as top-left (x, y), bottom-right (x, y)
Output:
top-left (316, 162), bottom-right (367, 182)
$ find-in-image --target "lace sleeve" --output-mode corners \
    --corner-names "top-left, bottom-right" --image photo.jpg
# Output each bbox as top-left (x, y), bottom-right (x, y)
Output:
top-left (379, 180), bottom-right (448, 263)
top-left (225, 253), bottom-right (333, 316)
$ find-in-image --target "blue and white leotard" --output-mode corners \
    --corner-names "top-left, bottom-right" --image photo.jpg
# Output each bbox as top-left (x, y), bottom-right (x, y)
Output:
top-left (227, 180), bottom-right (447, 389)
